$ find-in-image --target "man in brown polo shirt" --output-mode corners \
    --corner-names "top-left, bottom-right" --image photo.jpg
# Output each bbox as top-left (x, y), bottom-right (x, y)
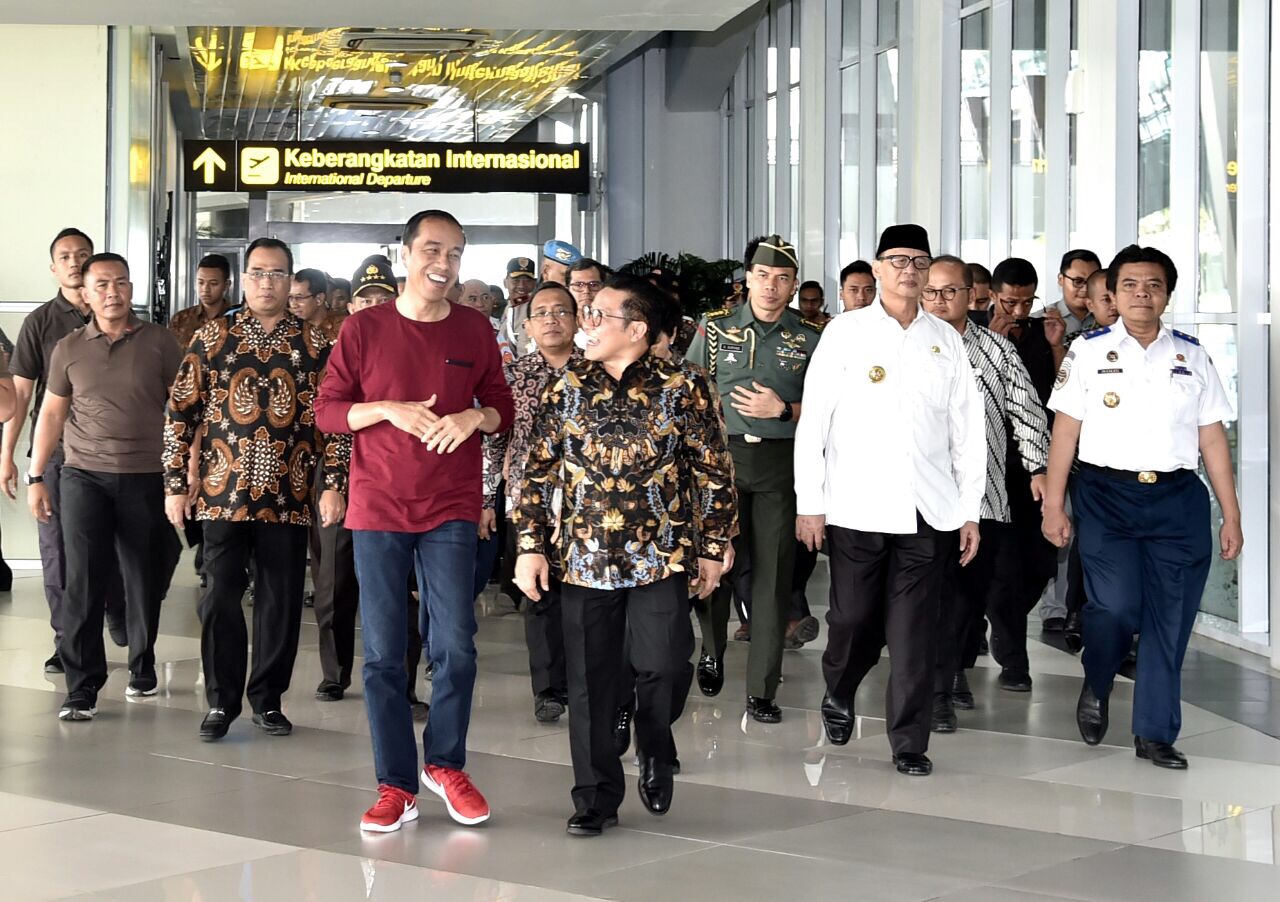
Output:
top-left (27, 252), bottom-right (183, 720)
top-left (170, 254), bottom-right (234, 349)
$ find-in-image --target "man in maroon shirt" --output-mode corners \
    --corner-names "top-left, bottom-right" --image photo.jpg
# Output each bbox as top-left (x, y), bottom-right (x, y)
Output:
top-left (316, 209), bottom-right (514, 834)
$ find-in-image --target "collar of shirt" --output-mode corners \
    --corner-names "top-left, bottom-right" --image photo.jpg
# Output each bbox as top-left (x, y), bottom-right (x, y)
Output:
top-left (866, 297), bottom-right (935, 334)
top-left (83, 314), bottom-right (144, 342)
top-left (51, 292), bottom-right (88, 322)
top-left (234, 308), bottom-right (302, 340)
top-left (1111, 321), bottom-right (1173, 355)
top-left (741, 301), bottom-right (790, 337)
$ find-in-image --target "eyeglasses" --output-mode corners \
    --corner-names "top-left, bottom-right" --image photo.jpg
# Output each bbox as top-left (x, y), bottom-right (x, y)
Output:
top-left (921, 286), bottom-right (969, 301)
top-left (245, 270), bottom-right (290, 283)
top-left (580, 305), bottom-right (632, 329)
top-left (1060, 274), bottom-right (1089, 289)
top-left (288, 293), bottom-right (316, 303)
top-left (568, 280), bottom-right (603, 293)
top-left (878, 254), bottom-right (933, 271)
top-left (528, 309), bottom-right (574, 321)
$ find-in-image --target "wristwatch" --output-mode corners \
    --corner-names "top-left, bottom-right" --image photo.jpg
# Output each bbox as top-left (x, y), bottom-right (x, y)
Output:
top-left (24, 472), bottom-right (43, 485)
top-left (776, 401), bottom-right (794, 423)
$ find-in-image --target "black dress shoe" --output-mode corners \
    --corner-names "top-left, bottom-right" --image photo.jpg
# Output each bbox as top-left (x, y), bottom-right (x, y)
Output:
top-left (252, 710), bottom-right (293, 736)
top-left (106, 613), bottom-right (129, 648)
top-left (1064, 612), bottom-right (1083, 653)
top-left (534, 688), bottom-right (566, 722)
top-left (950, 671), bottom-right (975, 709)
top-left (637, 757), bottom-right (674, 815)
top-left (613, 704), bottom-right (634, 757)
top-left (43, 651), bottom-right (64, 674)
top-left (893, 752), bottom-right (933, 776)
top-left (930, 692), bottom-right (957, 733)
top-left (1042, 616), bottom-right (1067, 632)
top-left (303, 590), bottom-right (315, 608)
top-left (199, 707), bottom-right (232, 741)
top-left (977, 634), bottom-right (989, 656)
top-left (746, 695), bottom-right (782, 723)
top-left (566, 809), bottom-right (618, 836)
top-left (314, 681), bottom-right (344, 702)
top-left (696, 651), bottom-right (724, 697)
top-left (1135, 737), bottom-right (1188, 769)
top-left (998, 668), bottom-right (1033, 692)
top-left (1076, 682), bottom-right (1108, 746)
top-left (820, 692), bottom-right (854, 745)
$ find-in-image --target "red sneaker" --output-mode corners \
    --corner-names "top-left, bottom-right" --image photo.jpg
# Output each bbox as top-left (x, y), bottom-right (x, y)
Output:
top-left (360, 784), bottom-right (419, 833)
top-left (422, 764), bottom-right (490, 825)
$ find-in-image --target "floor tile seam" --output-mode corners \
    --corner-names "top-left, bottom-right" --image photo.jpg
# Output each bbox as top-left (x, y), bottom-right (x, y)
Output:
top-left (965, 769), bottom-right (1274, 814)
top-left (51, 847), bottom-right (308, 898)
top-left (0, 809), bottom-right (110, 835)
top-left (145, 752), bottom-right (304, 781)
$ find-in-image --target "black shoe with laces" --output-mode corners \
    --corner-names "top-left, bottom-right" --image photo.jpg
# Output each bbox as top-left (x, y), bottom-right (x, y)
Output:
top-left (950, 671), bottom-right (975, 709)
top-left (252, 710), bottom-right (293, 736)
top-left (126, 672), bottom-right (158, 697)
top-left (931, 692), bottom-right (957, 733)
top-left (58, 691), bottom-right (97, 721)
top-left (746, 695), bottom-right (782, 724)
top-left (315, 680), bottom-right (344, 702)
top-left (613, 704), bottom-right (634, 757)
top-left (534, 688), bottom-right (566, 722)
top-left (44, 651), bottom-right (64, 674)
top-left (696, 651), bottom-right (724, 697)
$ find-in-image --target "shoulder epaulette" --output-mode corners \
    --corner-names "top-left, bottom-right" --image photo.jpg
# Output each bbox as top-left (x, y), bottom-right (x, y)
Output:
top-left (800, 316), bottom-right (827, 333)
top-left (704, 307), bottom-right (732, 322)
top-left (1172, 329), bottom-right (1200, 346)
top-left (1082, 325), bottom-right (1112, 340)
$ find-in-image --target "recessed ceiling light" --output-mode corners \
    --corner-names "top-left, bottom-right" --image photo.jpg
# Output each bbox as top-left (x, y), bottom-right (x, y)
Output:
top-left (362, 129), bottom-right (382, 135)
top-left (383, 85), bottom-right (406, 94)
top-left (384, 60), bottom-right (409, 69)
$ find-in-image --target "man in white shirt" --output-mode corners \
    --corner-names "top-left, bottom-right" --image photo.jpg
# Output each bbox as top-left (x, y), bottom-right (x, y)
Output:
top-left (1042, 245), bottom-right (1241, 770)
top-left (795, 224), bottom-right (985, 776)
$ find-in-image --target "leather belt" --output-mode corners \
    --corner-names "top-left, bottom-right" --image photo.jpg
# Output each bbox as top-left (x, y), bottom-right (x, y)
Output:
top-left (1081, 462), bottom-right (1188, 485)
top-left (729, 434), bottom-right (792, 445)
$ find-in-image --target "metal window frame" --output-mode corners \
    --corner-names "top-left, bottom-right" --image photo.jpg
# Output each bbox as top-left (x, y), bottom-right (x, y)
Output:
top-left (776, 0), bottom-right (793, 240)
top-left (1269, 0), bottom-right (1280, 665)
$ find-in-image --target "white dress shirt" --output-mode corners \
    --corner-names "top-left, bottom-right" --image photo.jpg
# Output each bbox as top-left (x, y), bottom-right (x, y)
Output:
top-left (1049, 323), bottom-right (1233, 471)
top-left (794, 299), bottom-right (986, 533)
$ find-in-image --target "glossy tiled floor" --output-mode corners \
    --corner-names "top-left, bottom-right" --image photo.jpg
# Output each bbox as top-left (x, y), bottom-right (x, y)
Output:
top-left (2, 555), bottom-right (1280, 901)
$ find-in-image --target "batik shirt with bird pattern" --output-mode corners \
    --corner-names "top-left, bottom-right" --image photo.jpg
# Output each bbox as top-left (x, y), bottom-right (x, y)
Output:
top-left (514, 352), bottom-right (736, 590)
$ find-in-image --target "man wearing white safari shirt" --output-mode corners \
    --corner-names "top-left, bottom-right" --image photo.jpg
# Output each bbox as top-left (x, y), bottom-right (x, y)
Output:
top-left (794, 224), bottom-right (986, 777)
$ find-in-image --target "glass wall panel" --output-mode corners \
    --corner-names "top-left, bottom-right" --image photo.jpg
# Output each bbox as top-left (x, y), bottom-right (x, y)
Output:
top-left (1138, 0), bottom-right (1174, 255)
top-left (875, 49), bottom-right (899, 235)
top-left (1011, 0), bottom-right (1048, 283)
top-left (789, 18), bottom-right (800, 238)
top-left (840, 63), bottom-right (860, 266)
top-left (1195, 322), bottom-right (1240, 622)
top-left (841, 0), bottom-right (860, 58)
top-left (878, 0), bottom-right (899, 46)
top-left (960, 11), bottom-right (992, 267)
top-left (767, 93), bottom-right (778, 233)
top-left (1198, 0), bottom-right (1238, 313)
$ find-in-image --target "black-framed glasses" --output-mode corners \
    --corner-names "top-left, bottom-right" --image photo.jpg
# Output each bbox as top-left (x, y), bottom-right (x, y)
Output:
top-left (1060, 274), bottom-right (1089, 289)
top-left (288, 292), bottom-right (316, 303)
top-left (878, 254), bottom-right (933, 271)
top-left (245, 270), bottom-right (290, 282)
top-left (568, 280), bottom-right (603, 293)
top-left (580, 305), bottom-right (632, 328)
top-left (528, 309), bottom-right (575, 321)
top-left (921, 286), bottom-right (969, 301)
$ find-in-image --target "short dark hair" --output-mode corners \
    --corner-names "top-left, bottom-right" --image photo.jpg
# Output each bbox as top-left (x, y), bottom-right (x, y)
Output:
top-left (402, 209), bottom-right (467, 248)
top-left (604, 274), bottom-right (666, 347)
top-left (967, 262), bottom-right (992, 286)
top-left (530, 281), bottom-right (577, 313)
top-left (991, 257), bottom-right (1038, 291)
top-left (658, 291), bottom-right (683, 339)
top-left (50, 227), bottom-right (93, 259)
top-left (1059, 248), bottom-right (1102, 274)
top-left (568, 258), bottom-right (608, 280)
top-left (1106, 245), bottom-right (1178, 294)
top-left (196, 254), bottom-right (231, 279)
top-left (331, 277), bottom-right (351, 294)
top-left (743, 235), bottom-right (769, 271)
top-left (245, 237), bottom-right (293, 274)
top-left (840, 260), bottom-right (873, 283)
top-left (798, 280), bottom-right (823, 295)
top-left (930, 255), bottom-right (973, 288)
top-left (293, 268), bottom-right (328, 297)
top-left (81, 252), bottom-right (129, 279)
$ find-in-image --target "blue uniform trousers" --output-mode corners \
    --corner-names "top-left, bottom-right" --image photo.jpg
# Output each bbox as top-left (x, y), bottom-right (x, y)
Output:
top-left (1071, 466), bottom-right (1212, 744)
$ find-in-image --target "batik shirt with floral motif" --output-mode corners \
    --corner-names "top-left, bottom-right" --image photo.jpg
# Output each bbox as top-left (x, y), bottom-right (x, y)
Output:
top-left (514, 352), bottom-right (736, 590)
top-left (163, 310), bottom-right (349, 525)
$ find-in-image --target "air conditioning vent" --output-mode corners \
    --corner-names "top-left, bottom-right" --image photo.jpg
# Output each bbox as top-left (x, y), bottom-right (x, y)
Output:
top-left (338, 30), bottom-right (487, 53)
top-left (321, 95), bottom-right (435, 112)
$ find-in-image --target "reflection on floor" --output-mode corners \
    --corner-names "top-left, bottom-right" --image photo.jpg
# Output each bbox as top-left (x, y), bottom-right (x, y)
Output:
top-left (2, 555), bottom-right (1280, 901)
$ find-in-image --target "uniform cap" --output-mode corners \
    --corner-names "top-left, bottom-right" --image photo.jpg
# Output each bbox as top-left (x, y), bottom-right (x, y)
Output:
top-left (352, 256), bottom-right (397, 296)
top-left (749, 236), bottom-right (799, 270)
top-left (542, 239), bottom-right (582, 265)
top-left (506, 256), bottom-right (536, 279)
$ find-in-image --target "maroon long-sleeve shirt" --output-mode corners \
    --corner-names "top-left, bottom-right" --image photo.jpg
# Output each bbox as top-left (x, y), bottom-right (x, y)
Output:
top-left (314, 302), bottom-right (514, 533)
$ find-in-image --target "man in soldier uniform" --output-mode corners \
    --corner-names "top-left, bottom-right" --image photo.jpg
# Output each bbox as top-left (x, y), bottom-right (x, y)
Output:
top-left (685, 235), bottom-right (824, 722)
top-left (497, 256), bottom-right (538, 362)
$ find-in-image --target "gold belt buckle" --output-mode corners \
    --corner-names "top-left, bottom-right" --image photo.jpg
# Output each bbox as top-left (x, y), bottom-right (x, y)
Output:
top-left (743, 434), bottom-right (763, 444)
top-left (1138, 471), bottom-right (1158, 484)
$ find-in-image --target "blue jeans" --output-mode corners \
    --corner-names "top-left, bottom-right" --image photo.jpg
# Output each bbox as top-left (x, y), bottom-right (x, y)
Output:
top-left (353, 521), bottom-right (479, 793)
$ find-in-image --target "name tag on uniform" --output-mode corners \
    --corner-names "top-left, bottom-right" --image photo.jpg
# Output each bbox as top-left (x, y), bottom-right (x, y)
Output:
top-left (719, 343), bottom-right (744, 353)
top-left (1171, 366), bottom-right (1193, 376)
top-left (1096, 368), bottom-right (1123, 374)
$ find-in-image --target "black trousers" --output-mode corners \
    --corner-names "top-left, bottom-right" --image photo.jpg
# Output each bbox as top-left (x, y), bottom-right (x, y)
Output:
top-left (199, 521), bottom-right (308, 717)
top-left (526, 578), bottom-right (567, 696)
top-left (310, 517), bottom-right (359, 688)
top-left (822, 518), bottom-right (951, 756)
top-left (562, 576), bottom-right (694, 816)
top-left (936, 520), bottom-right (1021, 689)
top-left (60, 468), bottom-right (168, 698)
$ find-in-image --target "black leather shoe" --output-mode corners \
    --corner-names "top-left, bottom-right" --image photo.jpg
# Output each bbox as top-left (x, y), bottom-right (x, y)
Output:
top-left (199, 707), bottom-right (232, 741)
top-left (106, 613), bottom-right (128, 648)
top-left (950, 671), bottom-right (975, 709)
top-left (613, 704), bottom-right (633, 757)
top-left (977, 634), bottom-right (989, 656)
top-left (566, 809), bottom-right (618, 836)
top-left (1076, 682), bottom-right (1108, 746)
top-left (931, 692), bottom-right (957, 733)
top-left (534, 688), bottom-right (566, 722)
top-left (314, 681), bottom-right (344, 702)
top-left (252, 710), bottom-right (293, 736)
top-left (820, 692), bottom-right (854, 745)
top-left (1135, 737), bottom-right (1188, 769)
top-left (638, 757), bottom-right (674, 815)
top-left (43, 651), bottom-right (64, 674)
top-left (893, 752), bottom-right (933, 776)
top-left (746, 695), bottom-right (782, 724)
top-left (1042, 616), bottom-right (1066, 632)
top-left (696, 651), bottom-right (724, 697)
top-left (998, 668), bottom-right (1033, 692)
top-left (1064, 612), bottom-right (1083, 653)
